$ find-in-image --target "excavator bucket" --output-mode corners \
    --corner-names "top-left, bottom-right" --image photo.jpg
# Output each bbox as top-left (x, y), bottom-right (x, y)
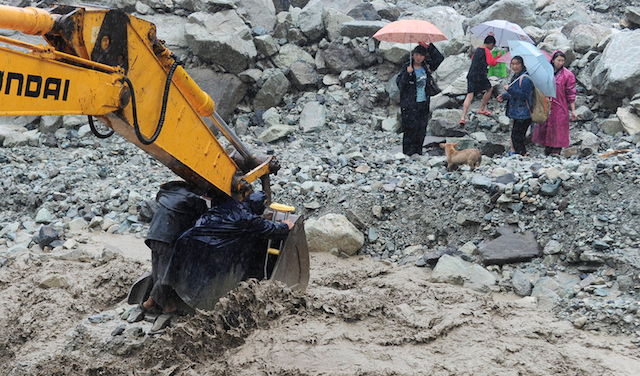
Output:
top-left (269, 215), bottom-right (310, 292)
top-left (149, 214), bottom-right (309, 311)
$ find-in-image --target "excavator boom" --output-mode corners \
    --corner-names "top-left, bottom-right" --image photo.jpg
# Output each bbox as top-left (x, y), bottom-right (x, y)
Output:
top-left (0, 4), bottom-right (310, 305)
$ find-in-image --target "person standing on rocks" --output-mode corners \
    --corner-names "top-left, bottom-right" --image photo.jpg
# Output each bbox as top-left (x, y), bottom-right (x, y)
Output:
top-left (531, 50), bottom-right (577, 156)
top-left (396, 42), bottom-right (444, 156)
top-left (497, 56), bottom-right (533, 156)
top-left (459, 35), bottom-right (503, 125)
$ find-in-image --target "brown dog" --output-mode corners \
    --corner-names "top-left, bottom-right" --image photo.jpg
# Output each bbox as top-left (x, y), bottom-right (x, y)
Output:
top-left (439, 142), bottom-right (482, 171)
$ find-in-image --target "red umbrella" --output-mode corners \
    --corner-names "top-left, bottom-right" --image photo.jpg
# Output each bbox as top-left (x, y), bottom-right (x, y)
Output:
top-left (373, 19), bottom-right (447, 45)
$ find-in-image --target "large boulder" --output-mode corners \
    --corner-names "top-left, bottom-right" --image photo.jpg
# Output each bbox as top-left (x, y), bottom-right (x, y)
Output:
top-left (235, 0), bottom-right (277, 32)
top-left (185, 68), bottom-right (247, 121)
top-left (324, 8), bottom-right (355, 42)
top-left (319, 42), bottom-right (362, 74)
top-left (377, 41), bottom-right (410, 65)
top-left (430, 254), bottom-right (497, 292)
top-left (139, 14), bottom-right (189, 56)
top-left (299, 101), bottom-right (326, 132)
top-left (253, 69), bottom-right (290, 110)
top-left (272, 44), bottom-right (315, 69)
top-left (616, 107), bottom-right (640, 135)
top-left (305, 213), bottom-right (365, 255)
top-left (434, 54), bottom-right (471, 88)
top-left (185, 11), bottom-right (257, 74)
top-left (569, 24), bottom-right (605, 54)
top-left (288, 61), bottom-right (319, 90)
top-left (469, 0), bottom-right (537, 29)
top-left (318, 0), bottom-right (364, 14)
top-left (299, 0), bottom-right (326, 41)
top-left (592, 30), bottom-right (640, 109)
top-left (340, 20), bottom-right (387, 39)
top-left (412, 7), bottom-right (466, 53)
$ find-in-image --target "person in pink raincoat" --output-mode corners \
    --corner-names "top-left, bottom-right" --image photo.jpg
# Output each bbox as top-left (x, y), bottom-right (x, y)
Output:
top-left (531, 50), bottom-right (577, 155)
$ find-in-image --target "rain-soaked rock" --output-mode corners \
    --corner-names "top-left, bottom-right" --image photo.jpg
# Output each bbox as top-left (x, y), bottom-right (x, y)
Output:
top-left (512, 269), bottom-right (533, 296)
top-left (305, 213), bottom-right (364, 255)
top-left (478, 227), bottom-right (542, 265)
top-left (431, 254), bottom-right (496, 292)
top-left (39, 274), bottom-right (69, 289)
top-left (37, 225), bottom-right (59, 248)
top-left (481, 142), bottom-right (506, 157)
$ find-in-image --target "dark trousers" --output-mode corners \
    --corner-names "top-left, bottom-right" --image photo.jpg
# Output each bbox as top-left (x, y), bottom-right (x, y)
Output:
top-left (511, 118), bottom-right (532, 155)
top-left (401, 101), bottom-right (429, 156)
top-left (148, 240), bottom-right (181, 310)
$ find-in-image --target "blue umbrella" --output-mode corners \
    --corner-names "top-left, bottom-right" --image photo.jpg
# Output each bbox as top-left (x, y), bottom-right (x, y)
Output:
top-left (507, 40), bottom-right (556, 98)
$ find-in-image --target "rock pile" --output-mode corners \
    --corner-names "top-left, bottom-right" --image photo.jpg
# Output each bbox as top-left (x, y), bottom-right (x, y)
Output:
top-left (1, 0), bottom-right (640, 343)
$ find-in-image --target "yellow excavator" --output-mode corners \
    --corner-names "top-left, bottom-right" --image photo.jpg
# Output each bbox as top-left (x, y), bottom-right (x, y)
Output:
top-left (0, 4), bottom-right (309, 308)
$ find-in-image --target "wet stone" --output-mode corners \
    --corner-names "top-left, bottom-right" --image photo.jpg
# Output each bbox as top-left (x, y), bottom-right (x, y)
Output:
top-left (478, 227), bottom-right (542, 265)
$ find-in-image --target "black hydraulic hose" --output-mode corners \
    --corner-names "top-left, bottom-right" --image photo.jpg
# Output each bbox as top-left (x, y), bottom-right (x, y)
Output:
top-left (126, 60), bottom-right (179, 145)
top-left (88, 116), bottom-right (115, 138)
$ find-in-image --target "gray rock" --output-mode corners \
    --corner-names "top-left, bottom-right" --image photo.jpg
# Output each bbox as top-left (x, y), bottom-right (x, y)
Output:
top-left (512, 269), bottom-right (533, 296)
top-left (428, 118), bottom-right (467, 137)
top-left (412, 6), bottom-right (466, 53)
top-left (431, 254), bottom-right (496, 292)
top-left (347, 2), bottom-right (380, 20)
top-left (340, 20), bottom-right (387, 39)
top-left (254, 34), bottom-right (279, 57)
top-left (185, 11), bottom-right (257, 74)
top-left (320, 41), bottom-right (362, 74)
top-left (570, 24), bottom-right (605, 53)
top-left (35, 208), bottom-right (54, 224)
top-left (39, 274), bottom-right (69, 289)
top-left (305, 213), bottom-right (364, 255)
top-left (299, 0), bottom-right (325, 41)
top-left (598, 118), bottom-right (625, 136)
top-left (593, 30), bottom-right (640, 109)
top-left (323, 8), bottom-right (354, 42)
top-left (471, 175), bottom-right (492, 190)
top-left (236, 0), bottom-right (277, 32)
top-left (186, 68), bottom-right (247, 121)
top-left (254, 70), bottom-right (290, 110)
top-left (288, 61), bottom-right (318, 90)
top-left (258, 124), bottom-right (295, 143)
top-left (39, 115), bottom-right (63, 134)
top-left (616, 107), bottom-right (640, 136)
top-left (300, 102), bottom-right (326, 133)
top-left (272, 43), bottom-right (315, 69)
top-left (469, 0), bottom-right (537, 30)
top-left (478, 227), bottom-right (542, 265)
top-left (543, 239), bottom-right (562, 255)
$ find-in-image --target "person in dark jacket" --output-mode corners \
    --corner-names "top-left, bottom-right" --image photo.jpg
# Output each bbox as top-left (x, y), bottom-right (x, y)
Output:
top-left (396, 43), bottom-right (444, 156)
top-left (497, 56), bottom-right (533, 156)
top-left (459, 35), bottom-right (503, 125)
top-left (161, 191), bottom-right (294, 310)
top-left (140, 181), bottom-right (208, 314)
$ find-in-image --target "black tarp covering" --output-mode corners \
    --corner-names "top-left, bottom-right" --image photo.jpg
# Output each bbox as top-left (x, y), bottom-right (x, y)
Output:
top-left (162, 193), bottom-right (290, 310)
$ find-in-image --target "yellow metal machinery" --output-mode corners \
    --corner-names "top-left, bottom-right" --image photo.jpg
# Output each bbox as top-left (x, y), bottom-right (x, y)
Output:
top-left (0, 4), bottom-right (309, 295)
top-left (0, 4), bottom-right (274, 198)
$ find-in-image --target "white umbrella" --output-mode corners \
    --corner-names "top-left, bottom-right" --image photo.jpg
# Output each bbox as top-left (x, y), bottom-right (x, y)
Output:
top-left (470, 20), bottom-right (534, 47)
top-left (508, 41), bottom-right (556, 98)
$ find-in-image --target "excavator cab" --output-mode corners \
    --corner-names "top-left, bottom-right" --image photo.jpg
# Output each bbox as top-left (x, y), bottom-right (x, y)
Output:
top-left (0, 4), bottom-right (309, 309)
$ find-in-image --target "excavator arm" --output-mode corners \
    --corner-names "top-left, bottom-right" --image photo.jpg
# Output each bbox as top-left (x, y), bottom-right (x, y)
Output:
top-left (0, 4), bottom-right (271, 198)
top-left (0, 4), bottom-right (309, 303)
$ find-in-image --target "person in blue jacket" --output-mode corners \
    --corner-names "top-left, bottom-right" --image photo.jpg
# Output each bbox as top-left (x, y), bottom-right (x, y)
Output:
top-left (396, 43), bottom-right (444, 156)
top-left (497, 56), bottom-right (533, 156)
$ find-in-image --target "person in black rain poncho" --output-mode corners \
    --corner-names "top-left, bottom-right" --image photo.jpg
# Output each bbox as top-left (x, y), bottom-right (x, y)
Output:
top-left (139, 181), bottom-right (208, 316)
top-left (396, 43), bottom-right (444, 156)
top-left (161, 191), bottom-right (294, 310)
